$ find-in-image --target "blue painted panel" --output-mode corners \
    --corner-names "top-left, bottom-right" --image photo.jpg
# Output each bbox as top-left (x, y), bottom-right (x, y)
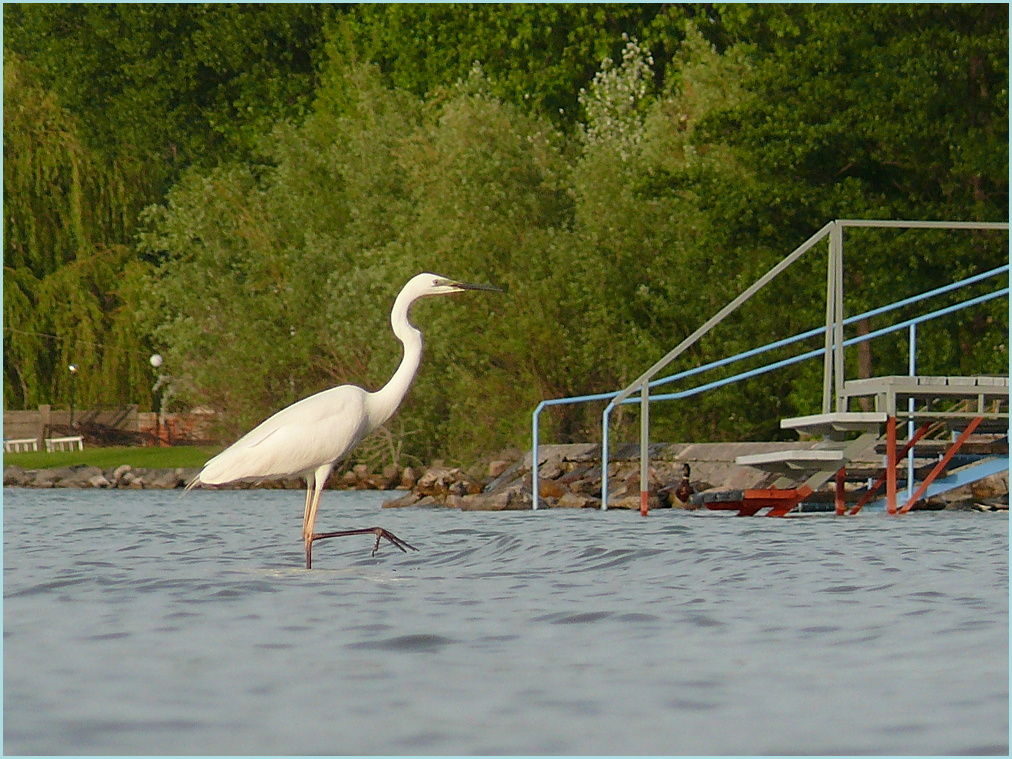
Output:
top-left (863, 456), bottom-right (1009, 512)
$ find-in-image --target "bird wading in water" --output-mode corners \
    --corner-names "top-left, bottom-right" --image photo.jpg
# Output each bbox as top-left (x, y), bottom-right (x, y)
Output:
top-left (186, 273), bottom-right (504, 568)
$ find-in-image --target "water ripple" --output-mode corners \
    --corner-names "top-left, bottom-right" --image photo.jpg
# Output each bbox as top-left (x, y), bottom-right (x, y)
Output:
top-left (347, 633), bottom-right (457, 653)
top-left (5, 576), bottom-right (89, 598)
top-left (2, 488), bottom-right (1007, 757)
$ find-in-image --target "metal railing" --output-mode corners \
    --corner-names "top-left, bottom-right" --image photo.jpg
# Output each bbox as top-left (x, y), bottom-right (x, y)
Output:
top-left (530, 219), bottom-right (1009, 509)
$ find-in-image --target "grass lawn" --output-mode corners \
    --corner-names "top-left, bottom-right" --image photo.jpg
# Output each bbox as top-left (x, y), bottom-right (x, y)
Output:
top-left (3, 445), bottom-right (221, 471)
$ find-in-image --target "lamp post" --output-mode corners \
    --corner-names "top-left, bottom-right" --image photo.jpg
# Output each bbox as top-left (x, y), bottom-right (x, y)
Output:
top-left (68, 364), bottom-right (78, 428)
top-left (150, 354), bottom-right (167, 445)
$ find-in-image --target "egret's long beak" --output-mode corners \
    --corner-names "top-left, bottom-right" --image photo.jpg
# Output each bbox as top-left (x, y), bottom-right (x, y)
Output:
top-left (450, 280), bottom-right (507, 293)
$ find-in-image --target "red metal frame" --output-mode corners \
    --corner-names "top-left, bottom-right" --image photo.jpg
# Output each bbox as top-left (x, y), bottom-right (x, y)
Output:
top-left (834, 467), bottom-right (847, 515)
top-left (848, 421), bottom-right (932, 515)
top-left (705, 485), bottom-right (813, 517)
top-left (706, 414), bottom-right (989, 518)
top-left (898, 417), bottom-right (983, 513)
top-left (886, 415), bottom-right (897, 513)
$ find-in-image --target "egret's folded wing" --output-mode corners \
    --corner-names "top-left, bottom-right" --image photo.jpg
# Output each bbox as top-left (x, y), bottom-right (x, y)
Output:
top-left (197, 386), bottom-right (369, 484)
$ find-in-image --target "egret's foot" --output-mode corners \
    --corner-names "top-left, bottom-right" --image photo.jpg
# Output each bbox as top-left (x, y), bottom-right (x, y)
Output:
top-left (307, 527), bottom-right (418, 567)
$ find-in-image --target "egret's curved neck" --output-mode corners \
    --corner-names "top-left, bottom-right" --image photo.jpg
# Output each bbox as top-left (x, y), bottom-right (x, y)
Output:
top-left (368, 288), bottom-right (423, 429)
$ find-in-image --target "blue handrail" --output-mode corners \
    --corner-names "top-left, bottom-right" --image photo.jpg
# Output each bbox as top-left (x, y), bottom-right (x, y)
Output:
top-left (597, 285), bottom-right (1007, 508)
top-left (532, 264), bottom-right (1008, 431)
top-left (530, 265), bottom-right (1008, 509)
top-left (630, 288), bottom-right (1007, 406)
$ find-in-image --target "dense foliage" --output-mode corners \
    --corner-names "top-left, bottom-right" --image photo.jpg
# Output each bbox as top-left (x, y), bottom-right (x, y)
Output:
top-left (3, 4), bottom-right (328, 180)
top-left (4, 3), bottom-right (329, 412)
top-left (3, 56), bottom-right (155, 409)
top-left (5, 4), bottom-right (1008, 465)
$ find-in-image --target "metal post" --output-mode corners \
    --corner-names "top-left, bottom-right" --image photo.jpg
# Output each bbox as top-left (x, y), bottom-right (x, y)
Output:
top-left (886, 415), bottom-right (898, 514)
top-left (601, 403), bottom-right (614, 510)
top-left (150, 354), bottom-right (164, 445)
top-left (68, 364), bottom-right (78, 428)
top-left (907, 324), bottom-right (916, 499)
top-left (835, 467), bottom-right (847, 516)
top-left (831, 223), bottom-right (846, 410)
top-left (823, 235), bottom-right (836, 413)
top-left (531, 401), bottom-right (544, 510)
top-left (639, 383), bottom-right (650, 516)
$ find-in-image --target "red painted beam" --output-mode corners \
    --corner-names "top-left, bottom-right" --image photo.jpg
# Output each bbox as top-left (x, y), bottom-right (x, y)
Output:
top-left (835, 467), bottom-right (847, 516)
top-left (886, 415), bottom-right (897, 514)
top-left (898, 417), bottom-right (983, 514)
top-left (849, 422), bottom-right (932, 516)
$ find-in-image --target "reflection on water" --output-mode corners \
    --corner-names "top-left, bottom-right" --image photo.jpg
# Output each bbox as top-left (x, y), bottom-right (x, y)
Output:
top-left (3, 488), bottom-right (1008, 755)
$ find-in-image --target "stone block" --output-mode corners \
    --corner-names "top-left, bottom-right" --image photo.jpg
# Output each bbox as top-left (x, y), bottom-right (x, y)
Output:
top-left (488, 460), bottom-right (512, 478)
top-left (382, 491), bottom-right (421, 509)
top-left (555, 492), bottom-right (601, 509)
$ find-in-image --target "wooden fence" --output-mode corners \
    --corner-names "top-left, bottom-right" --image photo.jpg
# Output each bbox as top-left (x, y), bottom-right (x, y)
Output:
top-left (3, 405), bottom-right (217, 447)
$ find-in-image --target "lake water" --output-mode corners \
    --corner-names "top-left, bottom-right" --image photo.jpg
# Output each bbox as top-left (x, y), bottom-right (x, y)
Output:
top-left (3, 487), bottom-right (1008, 755)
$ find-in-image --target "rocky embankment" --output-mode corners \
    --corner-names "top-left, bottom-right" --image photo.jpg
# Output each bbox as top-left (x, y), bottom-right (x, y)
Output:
top-left (1, 442), bottom-right (757, 504)
top-left (382, 443), bottom-right (710, 511)
top-left (8, 441), bottom-right (1005, 512)
top-left (2, 462), bottom-right (410, 492)
top-left (4, 464), bottom-right (202, 490)
top-left (380, 442), bottom-right (1008, 512)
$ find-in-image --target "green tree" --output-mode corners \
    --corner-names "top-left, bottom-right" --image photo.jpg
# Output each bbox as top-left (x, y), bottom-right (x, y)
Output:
top-left (702, 3), bottom-right (1009, 387)
top-left (325, 3), bottom-right (700, 124)
top-left (21, 3), bottom-right (1005, 460)
top-left (3, 4), bottom-right (332, 412)
top-left (3, 57), bottom-right (154, 410)
top-left (563, 28), bottom-right (807, 443)
top-left (143, 62), bottom-right (574, 458)
top-left (3, 4), bottom-right (330, 185)
top-left (140, 64), bottom-right (422, 438)
top-left (392, 66), bottom-right (581, 455)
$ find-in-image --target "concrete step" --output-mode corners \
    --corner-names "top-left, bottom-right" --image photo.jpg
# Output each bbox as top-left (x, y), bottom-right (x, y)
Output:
top-left (780, 411), bottom-right (887, 440)
top-left (735, 448), bottom-right (846, 473)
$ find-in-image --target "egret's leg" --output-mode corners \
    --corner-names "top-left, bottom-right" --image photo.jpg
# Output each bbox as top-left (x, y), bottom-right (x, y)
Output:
top-left (303, 463), bottom-right (418, 567)
top-left (304, 487), bottom-right (325, 569)
top-left (312, 527), bottom-right (418, 557)
top-left (301, 481), bottom-right (315, 543)
top-left (303, 465), bottom-right (331, 569)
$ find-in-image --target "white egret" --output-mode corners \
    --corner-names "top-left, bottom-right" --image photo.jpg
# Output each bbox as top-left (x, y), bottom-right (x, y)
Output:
top-left (186, 272), bottom-right (503, 568)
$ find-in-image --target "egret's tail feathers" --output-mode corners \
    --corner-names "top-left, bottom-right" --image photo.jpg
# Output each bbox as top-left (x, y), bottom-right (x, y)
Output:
top-left (184, 475), bottom-right (202, 491)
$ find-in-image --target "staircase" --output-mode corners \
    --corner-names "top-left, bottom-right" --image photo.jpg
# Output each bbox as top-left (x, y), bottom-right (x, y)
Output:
top-left (692, 375), bottom-right (1009, 516)
top-left (530, 220), bottom-right (1009, 514)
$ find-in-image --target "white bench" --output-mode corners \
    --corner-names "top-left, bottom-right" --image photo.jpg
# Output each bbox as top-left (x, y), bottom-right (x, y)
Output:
top-left (4, 438), bottom-right (39, 453)
top-left (45, 436), bottom-right (84, 452)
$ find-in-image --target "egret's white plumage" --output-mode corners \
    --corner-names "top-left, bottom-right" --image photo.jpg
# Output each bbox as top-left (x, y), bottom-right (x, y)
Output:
top-left (188, 272), bottom-right (502, 567)
top-left (196, 386), bottom-right (370, 485)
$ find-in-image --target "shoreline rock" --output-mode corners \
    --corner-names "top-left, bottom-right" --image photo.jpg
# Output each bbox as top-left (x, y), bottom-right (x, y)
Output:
top-left (3, 464), bottom-right (202, 490)
top-left (379, 442), bottom-right (1008, 513)
top-left (2, 460), bottom-right (417, 492)
top-left (4, 442), bottom-right (1008, 512)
